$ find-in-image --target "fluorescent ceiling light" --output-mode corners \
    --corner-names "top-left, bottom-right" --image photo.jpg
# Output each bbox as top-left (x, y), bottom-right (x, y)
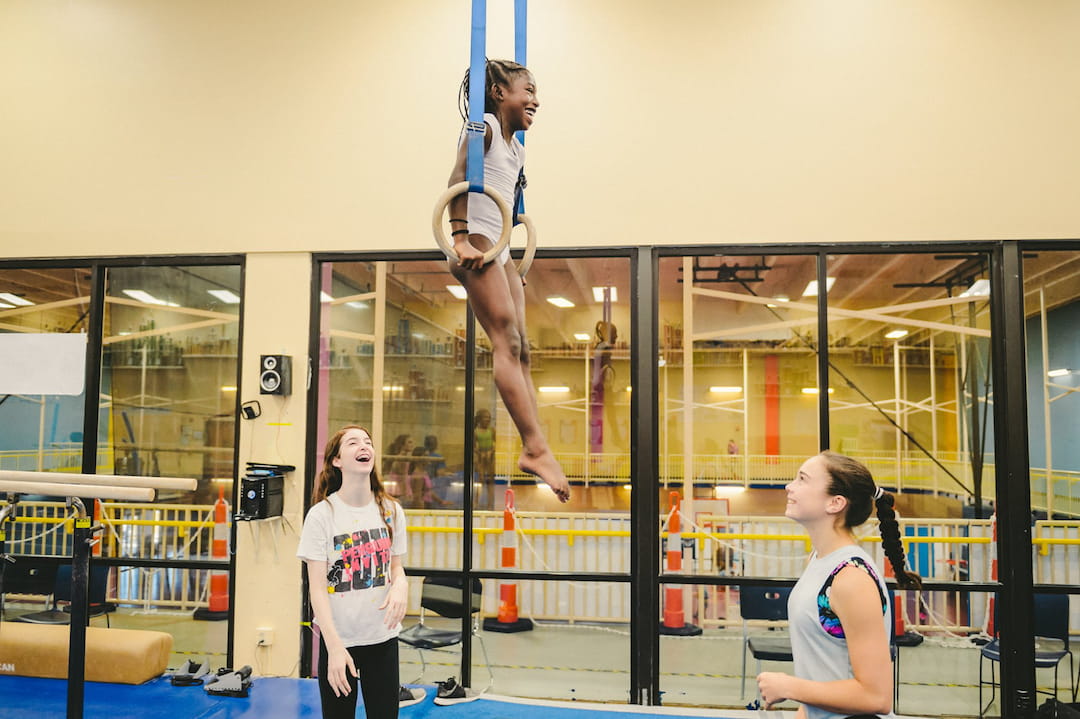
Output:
top-left (122, 289), bottom-right (179, 307)
top-left (382, 385), bottom-right (404, 392)
top-left (885, 329), bottom-right (909, 339)
top-left (592, 286), bottom-right (618, 302)
top-left (537, 385), bottom-right (570, 393)
top-left (801, 278), bottom-right (836, 297)
top-left (714, 485), bottom-right (746, 497)
top-left (959, 279), bottom-right (990, 298)
top-left (345, 301), bottom-right (367, 309)
top-left (320, 291), bottom-right (333, 303)
top-left (573, 332), bottom-right (591, 341)
top-left (447, 285), bottom-right (468, 300)
top-left (0, 293), bottom-right (33, 306)
top-left (546, 296), bottom-right (574, 308)
top-left (207, 289), bottom-right (241, 304)
top-left (220, 385), bottom-right (237, 392)
top-left (0, 303), bottom-right (13, 309)
top-left (801, 387), bottom-right (835, 394)
top-left (709, 386), bottom-right (742, 393)
top-left (1048, 368), bottom-right (1071, 378)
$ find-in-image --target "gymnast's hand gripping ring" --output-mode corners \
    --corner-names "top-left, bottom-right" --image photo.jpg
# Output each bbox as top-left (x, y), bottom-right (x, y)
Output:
top-left (432, 181), bottom-right (537, 278)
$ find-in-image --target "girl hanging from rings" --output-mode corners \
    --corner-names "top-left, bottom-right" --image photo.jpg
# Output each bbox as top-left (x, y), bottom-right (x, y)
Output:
top-left (756, 451), bottom-right (923, 719)
top-left (444, 59), bottom-right (570, 503)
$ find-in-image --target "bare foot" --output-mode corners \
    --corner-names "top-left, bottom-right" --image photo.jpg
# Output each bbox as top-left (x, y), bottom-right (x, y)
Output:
top-left (518, 450), bottom-right (570, 503)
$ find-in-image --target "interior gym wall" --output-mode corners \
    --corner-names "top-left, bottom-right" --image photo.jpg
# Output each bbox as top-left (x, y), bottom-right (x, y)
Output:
top-left (2, 0), bottom-right (1079, 258)
top-left (3, 0), bottom-right (1079, 682)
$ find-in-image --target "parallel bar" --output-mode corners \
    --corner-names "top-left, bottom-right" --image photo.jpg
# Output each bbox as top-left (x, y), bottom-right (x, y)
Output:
top-left (0, 470), bottom-right (195, 492)
top-left (0, 480), bottom-right (154, 502)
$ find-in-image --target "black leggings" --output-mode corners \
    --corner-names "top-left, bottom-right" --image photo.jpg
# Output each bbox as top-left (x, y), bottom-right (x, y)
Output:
top-left (317, 637), bottom-right (399, 719)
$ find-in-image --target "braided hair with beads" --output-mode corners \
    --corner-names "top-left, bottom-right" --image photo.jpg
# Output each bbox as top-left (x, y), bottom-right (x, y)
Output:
top-left (819, 450), bottom-right (923, 590)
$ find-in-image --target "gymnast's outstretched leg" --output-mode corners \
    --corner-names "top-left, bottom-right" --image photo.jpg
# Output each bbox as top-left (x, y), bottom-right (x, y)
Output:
top-left (449, 241), bottom-right (570, 502)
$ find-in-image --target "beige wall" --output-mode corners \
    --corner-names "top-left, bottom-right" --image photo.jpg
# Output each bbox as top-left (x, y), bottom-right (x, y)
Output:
top-left (2, 0), bottom-right (1079, 259)
top-left (232, 252), bottom-right (310, 674)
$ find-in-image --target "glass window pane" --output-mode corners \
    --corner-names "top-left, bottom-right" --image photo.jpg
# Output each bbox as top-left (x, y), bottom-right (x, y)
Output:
top-left (471, 256), bottom-right (632, 572)
top-left (824, 252), bottom-right (993, 511)
top-left (398, 578), bottom-right (630, 702)
top-left (658, 254), bottom-right (819, 579)
top-left (1024, 247), bottom-right (1080, 589)
top-left (101, 265), bottom-right (242, 559)
top-left (0, 267), bottom-right (93, 474)
top-left (317, 259), bottom-right (469, 571)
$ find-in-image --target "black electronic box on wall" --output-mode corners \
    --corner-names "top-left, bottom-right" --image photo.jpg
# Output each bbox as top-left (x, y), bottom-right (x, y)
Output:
top-left (236, 462), bottom-right (295, 520)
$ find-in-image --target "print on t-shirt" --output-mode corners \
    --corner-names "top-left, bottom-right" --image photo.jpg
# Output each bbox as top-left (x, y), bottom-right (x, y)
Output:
top-left (327, 526), bottom-right (392, 593)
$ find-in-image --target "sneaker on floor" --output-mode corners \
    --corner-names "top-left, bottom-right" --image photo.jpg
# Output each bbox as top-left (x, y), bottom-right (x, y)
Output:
top-left (399, 685), bottom-right (426, 707)
top-left (434, 676), bottom-right (480, 706)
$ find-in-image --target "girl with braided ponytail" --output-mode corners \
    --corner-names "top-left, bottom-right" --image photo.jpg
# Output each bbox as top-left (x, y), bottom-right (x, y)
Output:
top-left (298, 425), bottom-right (409, 718)
top-left (445, 59), bottom-right (570, 503)
top-left (757, 451), bottom-right (921, 719)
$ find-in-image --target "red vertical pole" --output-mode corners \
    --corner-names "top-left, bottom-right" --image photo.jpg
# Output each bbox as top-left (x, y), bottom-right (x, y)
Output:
top-left (764, 354), bottom-right (780, 457)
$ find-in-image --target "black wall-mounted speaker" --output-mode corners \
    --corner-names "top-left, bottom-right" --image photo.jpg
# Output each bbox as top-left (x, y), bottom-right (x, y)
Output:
top-left (259, 354), bottom-right (292, 395)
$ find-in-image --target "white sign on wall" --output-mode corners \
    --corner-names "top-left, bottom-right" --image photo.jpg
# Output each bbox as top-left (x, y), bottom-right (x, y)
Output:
top-left (0, 333), bottom-right (87, 395)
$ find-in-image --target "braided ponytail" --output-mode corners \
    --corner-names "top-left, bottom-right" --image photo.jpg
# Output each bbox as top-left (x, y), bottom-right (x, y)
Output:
top-left (819, 451), bottom-right (922, 590)
top-left (874, 490), bottom-right (922, 590)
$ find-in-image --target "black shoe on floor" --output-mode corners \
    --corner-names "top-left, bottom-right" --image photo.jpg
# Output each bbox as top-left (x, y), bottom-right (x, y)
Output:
top-left (399, 685), bottom-right (426, 707)
top-left (434, 676), bottom-right (480, 705)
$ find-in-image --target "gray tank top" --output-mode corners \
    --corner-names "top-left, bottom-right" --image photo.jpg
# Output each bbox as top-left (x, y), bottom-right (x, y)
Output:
top-left (788, 544), bottom-right (892, 719)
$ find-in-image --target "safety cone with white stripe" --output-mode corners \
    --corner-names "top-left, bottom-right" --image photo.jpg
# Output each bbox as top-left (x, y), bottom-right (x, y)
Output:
top-left (659, 492), bottom-right (701, 636)
top-left (483, 489), bottom-right (533, 633)
top-left (195, 485), bottom-right (230, 621)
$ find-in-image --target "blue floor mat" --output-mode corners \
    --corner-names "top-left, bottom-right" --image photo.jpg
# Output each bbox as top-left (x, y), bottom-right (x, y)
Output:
top-left (0, 675), bottom-right (320, 719)
top-left (0, 676), bottom-right (740, 718)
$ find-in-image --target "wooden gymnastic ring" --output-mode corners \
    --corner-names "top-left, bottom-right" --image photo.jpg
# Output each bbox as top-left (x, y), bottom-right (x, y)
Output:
top-left (432, 181), bottom-right (512, 266)
top-left (515, 213), bottom-right (537, 278)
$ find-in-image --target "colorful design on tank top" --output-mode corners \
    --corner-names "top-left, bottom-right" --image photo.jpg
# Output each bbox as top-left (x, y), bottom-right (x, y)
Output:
top-left (816, 556), bottom-right (887, 639)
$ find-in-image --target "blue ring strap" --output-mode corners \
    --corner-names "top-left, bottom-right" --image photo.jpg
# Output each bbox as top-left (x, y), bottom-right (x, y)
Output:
top-left (513, 0), bottom-right (527, 221)
top-left (466, 0), bottom-right (487, 193)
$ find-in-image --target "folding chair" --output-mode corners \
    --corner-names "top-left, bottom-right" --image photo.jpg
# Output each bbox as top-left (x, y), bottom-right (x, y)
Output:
top-left (979, 593), bottom-right (1075, 716)
top-left (739, 585), bottom-right (793, 701)
top-left (15, 564), bottom-right (114, 627)
top-left (398, 576), bottom-right (492, 691)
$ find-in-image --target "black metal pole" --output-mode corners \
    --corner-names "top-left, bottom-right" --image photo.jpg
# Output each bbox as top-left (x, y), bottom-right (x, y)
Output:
top-left (66, 502), bottom-right (94, 719)
top-left (630, 247), bottom-right (660, 705)
top-left (989, 242), bottom-right (1036, 719)
top-left (816, 251), bottom-right (831, 450)
top-left (460, 305), bottom-right (477, 687)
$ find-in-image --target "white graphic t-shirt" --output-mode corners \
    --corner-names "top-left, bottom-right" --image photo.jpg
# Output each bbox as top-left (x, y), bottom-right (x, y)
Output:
top-left (297, 493), bottom-right (407, 647)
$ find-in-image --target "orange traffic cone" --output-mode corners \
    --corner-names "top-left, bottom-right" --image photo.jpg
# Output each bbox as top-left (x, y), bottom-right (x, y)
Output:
top-left (484, 490), bottom-right (533, 632)
top-left (195, 485), bottom-right (230, 621)
top-left (659, 492), bottom-right (701, 636)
